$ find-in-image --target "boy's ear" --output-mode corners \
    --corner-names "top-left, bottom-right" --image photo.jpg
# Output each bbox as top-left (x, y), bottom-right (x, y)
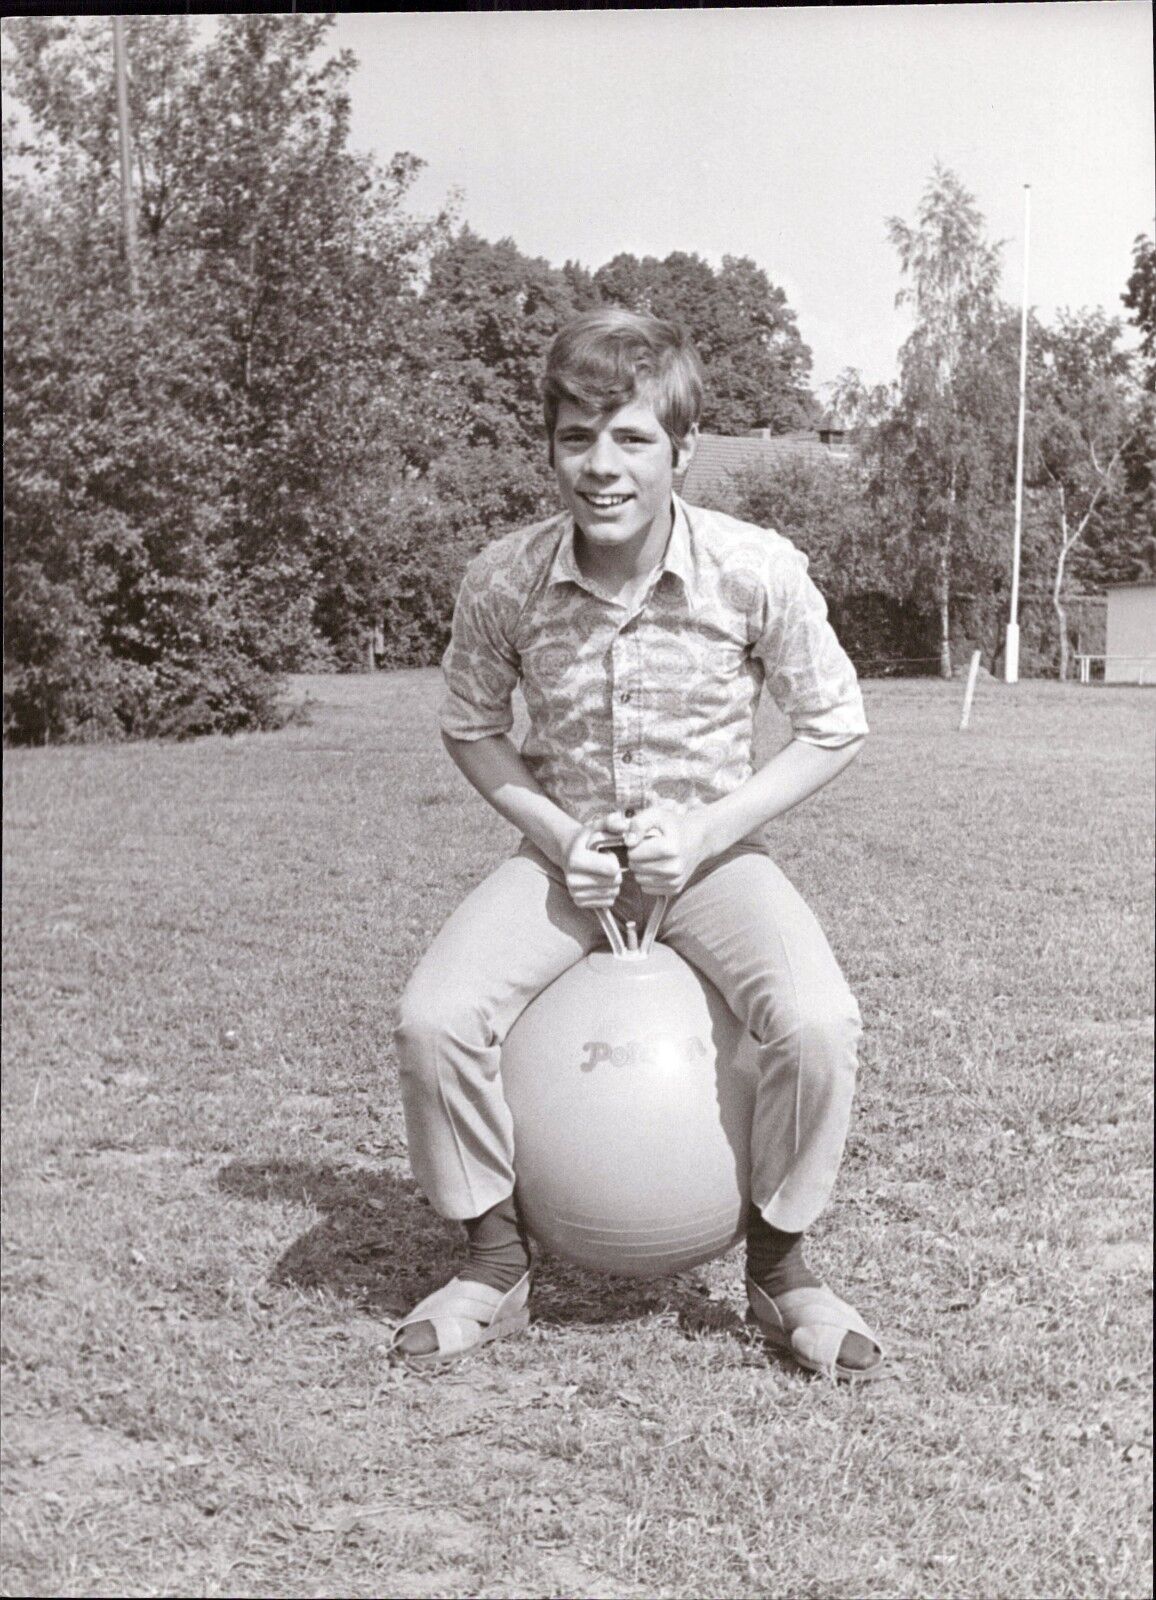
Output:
top-left (673, 426), bottom-right (699, 472)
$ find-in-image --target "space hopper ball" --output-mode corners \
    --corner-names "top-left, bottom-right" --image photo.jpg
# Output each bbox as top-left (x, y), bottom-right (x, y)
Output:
top-left (501, 868), bottom-right (759, 1278)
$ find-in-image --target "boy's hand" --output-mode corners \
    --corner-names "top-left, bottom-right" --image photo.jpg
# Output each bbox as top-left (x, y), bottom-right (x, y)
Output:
top-left (614, 804), bottom-right (713, 898)
top-left (563, 822), bottom-right (624, 910)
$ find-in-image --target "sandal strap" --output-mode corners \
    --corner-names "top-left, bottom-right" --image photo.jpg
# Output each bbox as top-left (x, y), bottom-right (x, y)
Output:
top-left (746, 1278), bottom-right (883, 1373)
top-left (391, 1273), bottom-right (531, 1357)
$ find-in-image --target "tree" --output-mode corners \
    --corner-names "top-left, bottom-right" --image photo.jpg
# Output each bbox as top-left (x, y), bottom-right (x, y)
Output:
top-left (1122, 232), bottom-right (1156, 376)
top-left (882, 165), bottom-right (1011, 676)
top-left (3, 65), bottom-right (297, 741)
top-left (725, 457), bottom-right (882, 603)
top-left (4, 15), bottom-right (444, 737)
top-left (159, 16), bottom-right (445, 663)
top-left (822, 368), bottom-right (895, 434)
top-left (411, 227), bottom-right (579, 460)
top-left (1031, 311), bottom-right (1141, 677)
top-left (1117, 233), bottom-right (1156, 568)
top-left (368, 226), bottom-right (578, 663)
top-left (592, 251), bottom-right (814, 433)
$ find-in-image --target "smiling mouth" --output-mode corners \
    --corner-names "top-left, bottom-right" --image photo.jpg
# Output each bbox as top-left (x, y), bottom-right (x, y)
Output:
top-left (579, 492), bottom-right (633, 510)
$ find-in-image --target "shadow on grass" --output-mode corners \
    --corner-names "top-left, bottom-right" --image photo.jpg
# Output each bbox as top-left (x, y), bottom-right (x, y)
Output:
top-left (217, 1157), bottom-right (746, 1337)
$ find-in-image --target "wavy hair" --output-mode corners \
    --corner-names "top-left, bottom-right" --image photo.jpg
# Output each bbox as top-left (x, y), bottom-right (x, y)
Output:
top-left (543, 307), bottom-right (704, 460)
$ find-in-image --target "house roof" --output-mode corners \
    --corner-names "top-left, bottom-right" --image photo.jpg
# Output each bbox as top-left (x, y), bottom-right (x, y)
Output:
top-left (676, 432), bottom-right (848, 507)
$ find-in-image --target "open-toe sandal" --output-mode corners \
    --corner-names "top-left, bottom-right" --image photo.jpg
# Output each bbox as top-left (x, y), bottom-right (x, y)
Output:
top-left (390, 1273), bottom-right (531, 1369)
top-left (746, 1277), bottom-right (887, 1382)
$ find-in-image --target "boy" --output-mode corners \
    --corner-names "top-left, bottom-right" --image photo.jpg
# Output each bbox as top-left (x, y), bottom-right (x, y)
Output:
top-left (392, 308), bottom-right (885, 1380)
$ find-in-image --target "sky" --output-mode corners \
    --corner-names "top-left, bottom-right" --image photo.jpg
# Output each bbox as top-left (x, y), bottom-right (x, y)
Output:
top-left (330, 3), bottom-right (1155, 393)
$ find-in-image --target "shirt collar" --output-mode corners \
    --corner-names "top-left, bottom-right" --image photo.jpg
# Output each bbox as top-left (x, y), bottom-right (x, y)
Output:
top-left (548, 495), bottom-right (694, 594)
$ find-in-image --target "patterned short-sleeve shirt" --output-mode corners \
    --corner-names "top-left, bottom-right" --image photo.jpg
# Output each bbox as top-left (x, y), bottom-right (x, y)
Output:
top-left (441, 495), bottom-right (867, 824)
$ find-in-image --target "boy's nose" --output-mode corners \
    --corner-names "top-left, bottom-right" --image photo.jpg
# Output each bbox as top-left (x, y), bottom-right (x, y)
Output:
top-left (585, 437), bottom-right (623, 475)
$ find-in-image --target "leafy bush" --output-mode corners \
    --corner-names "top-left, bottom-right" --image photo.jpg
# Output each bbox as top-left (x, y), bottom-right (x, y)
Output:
top-left (374, 445), bottom-right (558, 668)
top-left (3, 15), bottom-right (442, 743)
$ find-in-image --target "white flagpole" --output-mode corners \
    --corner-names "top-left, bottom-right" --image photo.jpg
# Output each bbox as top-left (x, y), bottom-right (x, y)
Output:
top-left (1005, 183), bottom-right (1031, 684)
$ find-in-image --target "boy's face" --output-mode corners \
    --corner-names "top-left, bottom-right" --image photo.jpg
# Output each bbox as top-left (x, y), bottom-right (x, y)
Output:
top-left (552, 393), bottom-right (694, 561)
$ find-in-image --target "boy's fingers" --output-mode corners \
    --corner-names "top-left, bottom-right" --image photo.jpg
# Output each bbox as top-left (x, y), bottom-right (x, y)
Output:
top-left (627, 831), bottom-right (673, 863)
top-left (591, 842), bottom-right (624, 874)
top-left (574, 848), bottom-right (622, 884)
top-left (625, 806), bottom-right (675, 856)
top-left (573, 871), bottom-right (621, 902)
top-left (587, 811), bottom-right (630, 847)
top-left (632, 804), bottom-right (674, 832)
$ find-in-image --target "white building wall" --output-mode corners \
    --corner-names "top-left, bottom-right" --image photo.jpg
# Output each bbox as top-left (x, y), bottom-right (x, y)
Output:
top-left (1105, 585), bottom-right (1156, 683)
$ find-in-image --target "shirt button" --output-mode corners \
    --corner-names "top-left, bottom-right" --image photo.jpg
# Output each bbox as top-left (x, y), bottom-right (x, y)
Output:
top-left (624, 807), bottom-right (635, 818)
top-left (622, 751), bottom-right (633, 764)
top-left (620, 691), bottom-right (631, 702)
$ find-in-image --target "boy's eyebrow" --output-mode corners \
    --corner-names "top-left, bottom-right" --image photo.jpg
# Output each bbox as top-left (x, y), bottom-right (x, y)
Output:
top-left (555, 420), bottom-right (660, 436)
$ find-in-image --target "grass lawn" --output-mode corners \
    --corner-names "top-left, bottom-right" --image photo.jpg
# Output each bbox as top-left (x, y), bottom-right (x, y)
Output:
top-left (2, 671), bottom-right (1153, 1599)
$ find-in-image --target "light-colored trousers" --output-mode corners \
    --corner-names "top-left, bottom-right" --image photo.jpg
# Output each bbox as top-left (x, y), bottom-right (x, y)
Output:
top-left (394, 840), bottom-right (861, 1234)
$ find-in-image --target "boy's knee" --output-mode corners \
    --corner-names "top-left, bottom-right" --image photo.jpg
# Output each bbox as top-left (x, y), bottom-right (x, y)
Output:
top-left (752, 984), bottom-right (861, 1071)
top-left (395, 979), bottom-right (490, 1079)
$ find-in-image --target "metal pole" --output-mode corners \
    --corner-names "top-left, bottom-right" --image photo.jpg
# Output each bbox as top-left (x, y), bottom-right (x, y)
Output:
top-left (1004, 183), bottom-right (1030, 684)
top-left (112, 16), bottom-right (141, 328)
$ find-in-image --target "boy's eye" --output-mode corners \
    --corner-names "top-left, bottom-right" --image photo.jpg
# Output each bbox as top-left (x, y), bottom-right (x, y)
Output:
top-left (555, 429), bottom-right (656, 448)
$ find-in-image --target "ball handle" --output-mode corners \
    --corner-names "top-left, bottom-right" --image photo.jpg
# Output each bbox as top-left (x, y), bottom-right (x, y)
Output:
top-left (639, 894), bottom-right (670, 956)
top-left (593, 906), bottom-right (628, 958)
top-left (590, 829), bottom-right (670, 959)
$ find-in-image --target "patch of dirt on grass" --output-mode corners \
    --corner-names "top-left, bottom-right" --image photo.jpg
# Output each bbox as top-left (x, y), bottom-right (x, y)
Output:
top-left (532, 1552), bottom-right (641, 1600)
top-left (277, 1092), bottom-right (337, 1113)
top-left (2, 1413), bottom-right (169, 1495)
top-left (74, 1145), bottom-right (194, 1167)
top-left (277, 1500), bottom-right (486, 1595)
top-left (1088, 1239), bottom-right (1151, 1276)
top-left (335, 1484), bottom-right (644, 1600)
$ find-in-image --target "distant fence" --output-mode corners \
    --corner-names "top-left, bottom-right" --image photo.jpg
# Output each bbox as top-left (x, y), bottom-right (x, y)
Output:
top-left (1074, 654), bottom-right (1156, 685)
top-left (853, 655), bottom-right (942, 678)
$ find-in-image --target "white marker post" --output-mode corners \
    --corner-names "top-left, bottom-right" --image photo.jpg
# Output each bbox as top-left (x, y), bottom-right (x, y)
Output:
top-left (1005, 184), bottom-right (1031, 684)
top-left (959, 650), bottom-right (982, 731)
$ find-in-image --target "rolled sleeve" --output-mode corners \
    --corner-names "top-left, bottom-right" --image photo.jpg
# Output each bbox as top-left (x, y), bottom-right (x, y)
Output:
top-left (439, 555), bottom-right (521, 742)
top-left (753, 547), bottom-right (868, 749)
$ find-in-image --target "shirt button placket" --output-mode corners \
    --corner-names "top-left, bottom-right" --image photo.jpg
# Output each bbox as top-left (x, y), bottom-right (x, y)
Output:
top-left (610, 640), bottom-right (625, 806)
top-left (610, 635), bottom-right (627, 810)
top-left (621, 669), bottom-right (635, 821)
top-left (625, 627), bottom-right (643, 810)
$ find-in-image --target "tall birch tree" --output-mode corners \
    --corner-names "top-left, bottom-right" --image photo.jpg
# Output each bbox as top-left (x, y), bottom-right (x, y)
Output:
top-left (885, 166), bottom-right (1008, 677)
